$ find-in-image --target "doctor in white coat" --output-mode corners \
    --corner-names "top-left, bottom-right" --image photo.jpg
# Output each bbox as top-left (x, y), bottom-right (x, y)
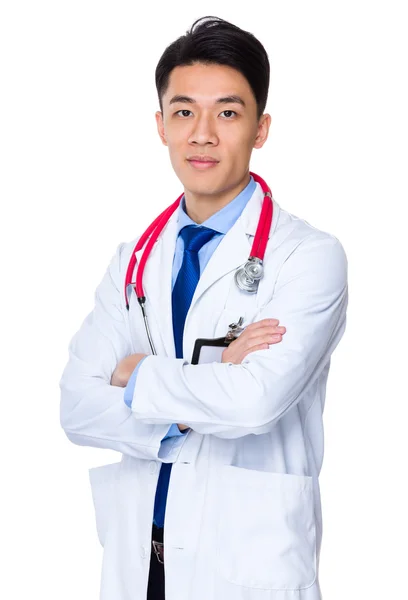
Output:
top-left (59, 15), bottom-right (348, 600)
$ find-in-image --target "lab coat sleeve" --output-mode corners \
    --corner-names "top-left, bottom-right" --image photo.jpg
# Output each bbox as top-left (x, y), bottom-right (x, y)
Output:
top-left (129, 233), bottom-right (348, 439)
top-left (124, 361), bottom-right (188, 439)
top-left (59, 242), bottom-right (188, 460)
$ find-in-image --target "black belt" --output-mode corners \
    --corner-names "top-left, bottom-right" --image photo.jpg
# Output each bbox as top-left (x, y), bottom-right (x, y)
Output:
top-left (152, 523), bottom-right (164, 564)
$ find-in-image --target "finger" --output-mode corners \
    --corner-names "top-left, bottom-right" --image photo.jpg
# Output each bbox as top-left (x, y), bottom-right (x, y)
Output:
top-left (242, 333), bottom-right (282, 351)
top-left (240, 342), bottom-right (270, 360)
top-left (238, 327), bottom-right (286, 345)
top-left (224, 331), bottom-right (283, 363)
top-left (244, 318), bottom-right (280, 332)
top-left (241, 323), bottom-right (285, 340)
top-left (241, 335), bottom-right (284, 358)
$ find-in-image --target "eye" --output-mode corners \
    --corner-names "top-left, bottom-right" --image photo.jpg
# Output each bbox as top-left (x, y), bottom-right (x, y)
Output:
top-left (220, 110), bottom-right (237, 118)
top-left (175, 109), bottom-right (193, 117)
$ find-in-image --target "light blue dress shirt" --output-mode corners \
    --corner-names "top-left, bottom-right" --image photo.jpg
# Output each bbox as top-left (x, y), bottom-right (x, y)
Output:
top-left (123, 174), bottom-right (256, 443)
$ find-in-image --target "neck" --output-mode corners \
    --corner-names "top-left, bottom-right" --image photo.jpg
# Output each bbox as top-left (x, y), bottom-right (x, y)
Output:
top-left (184, 171), bottom-right (251, 224)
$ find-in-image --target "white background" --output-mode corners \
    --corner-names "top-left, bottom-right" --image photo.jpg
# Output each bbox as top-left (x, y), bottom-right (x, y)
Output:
top-left (1, 1), bottom-right (407, 598)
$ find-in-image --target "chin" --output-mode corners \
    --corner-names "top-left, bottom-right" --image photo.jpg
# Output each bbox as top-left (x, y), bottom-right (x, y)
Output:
top-left (177, 169), bottom-right (219, 193)
top-left (185, 180), bottom-right (223, 198)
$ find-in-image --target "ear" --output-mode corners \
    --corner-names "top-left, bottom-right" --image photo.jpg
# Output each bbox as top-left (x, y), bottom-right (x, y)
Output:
top-left (155, 111), bottom-right (167, 146)
top-left (253, 114), bottom-right (271, 150)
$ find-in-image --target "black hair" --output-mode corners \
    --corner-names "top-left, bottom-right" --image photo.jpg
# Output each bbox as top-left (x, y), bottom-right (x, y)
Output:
top-left (155, 16), bottom-right (270, 120)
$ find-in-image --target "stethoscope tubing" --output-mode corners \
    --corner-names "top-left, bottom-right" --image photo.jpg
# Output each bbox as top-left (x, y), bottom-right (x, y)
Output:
top-left (124, 171), bottom-right (273, 356)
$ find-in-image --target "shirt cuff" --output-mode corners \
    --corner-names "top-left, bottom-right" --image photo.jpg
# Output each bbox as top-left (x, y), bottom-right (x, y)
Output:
top-left (161, 423), bottom-right (189, 441)
top-left (123, 356), bottom-right (148, 408)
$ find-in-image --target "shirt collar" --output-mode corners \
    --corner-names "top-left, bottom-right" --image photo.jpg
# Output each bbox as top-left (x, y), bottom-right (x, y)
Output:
top-left (176, 175), bottom-right (257, 236)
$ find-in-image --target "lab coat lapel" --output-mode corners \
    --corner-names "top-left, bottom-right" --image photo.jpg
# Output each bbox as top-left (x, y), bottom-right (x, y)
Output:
top-left (134, 210), bottom-right (179, 358)
top-left (190, 182), bottom-right (277, 310)
top-left (191, 218), bottom-right (251, 307)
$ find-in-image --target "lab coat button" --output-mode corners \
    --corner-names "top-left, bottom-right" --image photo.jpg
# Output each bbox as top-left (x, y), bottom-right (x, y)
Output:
top-left (149, 461), bottom-right (157, 474)
top-left (141, 545), bottom-right (147, 559)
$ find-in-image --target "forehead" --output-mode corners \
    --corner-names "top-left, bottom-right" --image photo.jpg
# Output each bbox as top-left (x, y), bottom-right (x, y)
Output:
top-left (163, 63), bottom-right (254, 104)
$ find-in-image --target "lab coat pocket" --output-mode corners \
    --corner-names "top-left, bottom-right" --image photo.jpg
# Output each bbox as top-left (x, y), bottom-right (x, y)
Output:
top-left (216, 465), bottom-right (317, 590)
top-left (88, 461), bottom-right (121, 547)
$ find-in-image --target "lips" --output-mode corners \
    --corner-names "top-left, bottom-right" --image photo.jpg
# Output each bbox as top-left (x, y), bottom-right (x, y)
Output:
top-left (187, 155), bottom-right (219, 163)
top-left (186, 155), bottom-right (220, 170)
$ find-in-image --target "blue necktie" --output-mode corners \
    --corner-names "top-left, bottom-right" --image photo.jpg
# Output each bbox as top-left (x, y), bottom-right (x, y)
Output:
top-left (172, 225), bottom-right (220, 358)
top-left (153, 224), bottom-right (219, 528)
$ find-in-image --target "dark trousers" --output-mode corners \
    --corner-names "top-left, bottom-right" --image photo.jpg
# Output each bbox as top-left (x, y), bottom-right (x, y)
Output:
top-left (147, 523), bottom-right (165, 599)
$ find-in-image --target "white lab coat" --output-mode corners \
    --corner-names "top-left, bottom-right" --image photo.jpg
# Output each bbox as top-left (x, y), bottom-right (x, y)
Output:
top-left (59, 181), bottom-right (348, 600)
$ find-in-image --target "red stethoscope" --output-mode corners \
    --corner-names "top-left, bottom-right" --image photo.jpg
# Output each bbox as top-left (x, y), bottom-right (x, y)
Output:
top-left (124, 171), bottom-right (273, 355)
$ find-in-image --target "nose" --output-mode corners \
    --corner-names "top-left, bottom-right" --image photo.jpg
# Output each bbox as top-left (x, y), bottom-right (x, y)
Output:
top-left (188, 114), bottom-right (219, 146)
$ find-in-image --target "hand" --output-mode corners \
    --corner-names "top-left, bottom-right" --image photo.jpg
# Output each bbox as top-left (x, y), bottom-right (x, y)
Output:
top-left (179, 319), bottom-right (286, 429)
top-left (111, 354), bottom-right (189, 432)
top-left (177, 424), bottom-right (190, 431)
top-left (221, 318), bottom-right (286, 365)
top-left (110, 353), bottom-right (147, 387)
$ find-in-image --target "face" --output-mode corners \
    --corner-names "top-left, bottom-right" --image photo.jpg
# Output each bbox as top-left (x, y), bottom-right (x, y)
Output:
top-left (155, 63), bottom-right (271, 202)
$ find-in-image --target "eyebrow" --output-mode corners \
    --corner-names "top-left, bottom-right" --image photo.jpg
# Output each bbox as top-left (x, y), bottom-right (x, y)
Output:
top-left (169, 94), bottom-right (246, 108)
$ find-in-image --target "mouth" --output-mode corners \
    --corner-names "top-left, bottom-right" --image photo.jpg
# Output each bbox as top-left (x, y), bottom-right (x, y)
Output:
top-left (186, 156), bottom-right (220, 170)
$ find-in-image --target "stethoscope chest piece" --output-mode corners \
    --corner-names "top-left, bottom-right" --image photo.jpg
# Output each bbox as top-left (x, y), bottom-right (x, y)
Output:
top-left (234, 257), bottom-right (264, 293)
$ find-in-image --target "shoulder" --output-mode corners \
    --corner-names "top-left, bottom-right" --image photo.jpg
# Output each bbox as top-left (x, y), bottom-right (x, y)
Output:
top-left (267, 201), bottom-right (348, 295)
top-left (271, 200), bottom-right (347, 264)
top-left (102, 236), bottom-right (141, 291)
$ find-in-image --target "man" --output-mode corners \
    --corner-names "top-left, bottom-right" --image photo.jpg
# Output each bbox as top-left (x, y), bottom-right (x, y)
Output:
top-left (60, 15), bottom-right (348, 600)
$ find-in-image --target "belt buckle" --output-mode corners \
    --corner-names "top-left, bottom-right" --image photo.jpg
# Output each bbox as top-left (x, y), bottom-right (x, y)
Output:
top-left (152, 540), bottom-right (164, 564)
